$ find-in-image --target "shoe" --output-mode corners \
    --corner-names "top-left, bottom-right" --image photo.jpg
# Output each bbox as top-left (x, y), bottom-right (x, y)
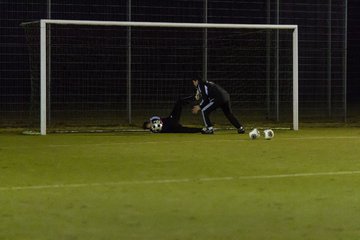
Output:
top-left (237, 126), bottom-right (245, 134)
top-left (201, 127), bottom-right (214, 134)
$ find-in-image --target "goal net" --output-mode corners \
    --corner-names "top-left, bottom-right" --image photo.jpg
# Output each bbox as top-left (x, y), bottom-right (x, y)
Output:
top-left (22, 20), bottom-right (298, 135)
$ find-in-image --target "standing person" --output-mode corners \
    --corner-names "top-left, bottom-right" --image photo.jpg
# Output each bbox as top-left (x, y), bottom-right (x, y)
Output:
top-left (143, 96), bottom-right (202, 133)
top-left (191, 77), bottom-right (245, 134)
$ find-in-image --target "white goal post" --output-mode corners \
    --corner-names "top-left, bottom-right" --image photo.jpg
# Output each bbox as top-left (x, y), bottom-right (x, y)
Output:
top-left (24, 19), bottom-right (298, 135)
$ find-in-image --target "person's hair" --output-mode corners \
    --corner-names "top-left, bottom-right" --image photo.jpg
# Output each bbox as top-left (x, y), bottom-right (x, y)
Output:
top-left (142, 120), bottom-right (150, 129)
top-left (192, 75), bottom-right (202, 82)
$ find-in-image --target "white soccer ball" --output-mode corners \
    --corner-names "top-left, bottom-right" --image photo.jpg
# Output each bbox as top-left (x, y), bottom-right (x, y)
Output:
top-left (264, 129), bottom-right (274, 140)
top-left (150, 119), bottom-right (163, 133)
top-left (249, 128), bottom-right (260, 140)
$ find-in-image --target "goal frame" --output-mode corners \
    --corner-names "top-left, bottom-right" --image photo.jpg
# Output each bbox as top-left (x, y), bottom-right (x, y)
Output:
top-left (24, 19), bottom-right (299, 135)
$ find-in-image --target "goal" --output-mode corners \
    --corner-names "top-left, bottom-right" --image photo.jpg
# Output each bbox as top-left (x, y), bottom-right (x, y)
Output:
top-left (22, 20), bottom-right (298, 135)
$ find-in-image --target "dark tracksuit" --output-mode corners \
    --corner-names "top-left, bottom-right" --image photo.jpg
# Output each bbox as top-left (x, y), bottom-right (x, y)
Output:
top-left (150, 98), bottom-right (202, 133)
top-left (196, 81), bottom-right (242, 129)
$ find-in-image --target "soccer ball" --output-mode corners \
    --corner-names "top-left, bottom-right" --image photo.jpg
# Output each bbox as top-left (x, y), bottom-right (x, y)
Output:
top-left (264, 129), bottom-right (274, 140)
top-left (150, 119), bottom-right (163, 133)
top-left (249, 128), bottom-right (260, 140)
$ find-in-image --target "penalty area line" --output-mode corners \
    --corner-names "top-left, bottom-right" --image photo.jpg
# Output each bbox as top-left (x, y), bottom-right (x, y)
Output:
top-left (1, 170), bottom-right (360, 191)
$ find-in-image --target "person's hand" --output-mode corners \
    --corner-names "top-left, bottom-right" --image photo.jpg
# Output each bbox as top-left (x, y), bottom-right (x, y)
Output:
top-left (192, 105), bottom-right (201, 114)
top-left (195, 89), bottom-right (201, 100)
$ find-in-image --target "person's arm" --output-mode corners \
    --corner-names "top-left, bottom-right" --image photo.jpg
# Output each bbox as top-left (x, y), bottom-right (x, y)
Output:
top-left (197, 81), bottom-right (209, 109)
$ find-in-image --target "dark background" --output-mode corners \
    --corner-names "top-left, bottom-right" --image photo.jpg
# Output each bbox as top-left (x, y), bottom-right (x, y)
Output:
top-left (348, 0), bottom-right (360, 105)
top-left (0, 1), bottom-right (358, 128)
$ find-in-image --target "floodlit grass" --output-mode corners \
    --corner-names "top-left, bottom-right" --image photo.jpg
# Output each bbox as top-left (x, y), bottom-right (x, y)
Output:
top-left (1, 128), bottom-right (360, 240)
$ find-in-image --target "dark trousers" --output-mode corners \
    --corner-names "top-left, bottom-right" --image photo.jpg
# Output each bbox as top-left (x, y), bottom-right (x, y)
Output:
top-left (168, 99), bottom-right (184, 123)
top-left (201, 99), bottom-right (241, 129)
top-left (165, 98), bottom-right (202, 133)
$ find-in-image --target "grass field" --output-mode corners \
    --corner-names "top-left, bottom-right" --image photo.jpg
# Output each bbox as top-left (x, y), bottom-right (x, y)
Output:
top-left (1, 128), bottom-right (360, 240)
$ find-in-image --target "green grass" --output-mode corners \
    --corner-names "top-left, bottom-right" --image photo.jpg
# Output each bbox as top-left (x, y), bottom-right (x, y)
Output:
top-left (1, 128), bottom-right (360, 240)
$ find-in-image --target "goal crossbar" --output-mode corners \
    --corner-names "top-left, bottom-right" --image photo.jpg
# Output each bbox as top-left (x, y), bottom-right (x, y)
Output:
top-left (24, 19), bottom-right (298, 30)
top-left (24, 19), bottom-right (299, 135)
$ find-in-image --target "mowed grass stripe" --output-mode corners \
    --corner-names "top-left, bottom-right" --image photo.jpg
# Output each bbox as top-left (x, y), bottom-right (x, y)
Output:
top-left (1, 135), bottom-right (360, 149)
top-left (1, 170), bottom-right (360, 191)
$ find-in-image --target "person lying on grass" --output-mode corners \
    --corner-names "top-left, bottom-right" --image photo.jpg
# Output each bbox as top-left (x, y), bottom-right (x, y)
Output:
top-left (142, 96), bottom-right (202, 133)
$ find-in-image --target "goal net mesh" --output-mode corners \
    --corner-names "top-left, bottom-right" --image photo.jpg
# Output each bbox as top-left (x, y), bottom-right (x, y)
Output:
top-left (23, 22), bottom-right (293, 132)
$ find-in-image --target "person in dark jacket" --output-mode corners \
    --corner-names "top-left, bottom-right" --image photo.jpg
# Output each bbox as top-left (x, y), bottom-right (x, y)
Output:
top-left (191, 77), bottom-right (245, 134)
top-left (143, 96), bottom-right (202, 133)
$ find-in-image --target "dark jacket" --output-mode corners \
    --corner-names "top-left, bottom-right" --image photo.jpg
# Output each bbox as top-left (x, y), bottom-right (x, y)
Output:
top-left (196, 81), bottom-right (230, 109)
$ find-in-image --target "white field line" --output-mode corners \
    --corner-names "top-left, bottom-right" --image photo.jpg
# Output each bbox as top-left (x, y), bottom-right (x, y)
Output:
top-left (1, 170), bottom-right (360, 192)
